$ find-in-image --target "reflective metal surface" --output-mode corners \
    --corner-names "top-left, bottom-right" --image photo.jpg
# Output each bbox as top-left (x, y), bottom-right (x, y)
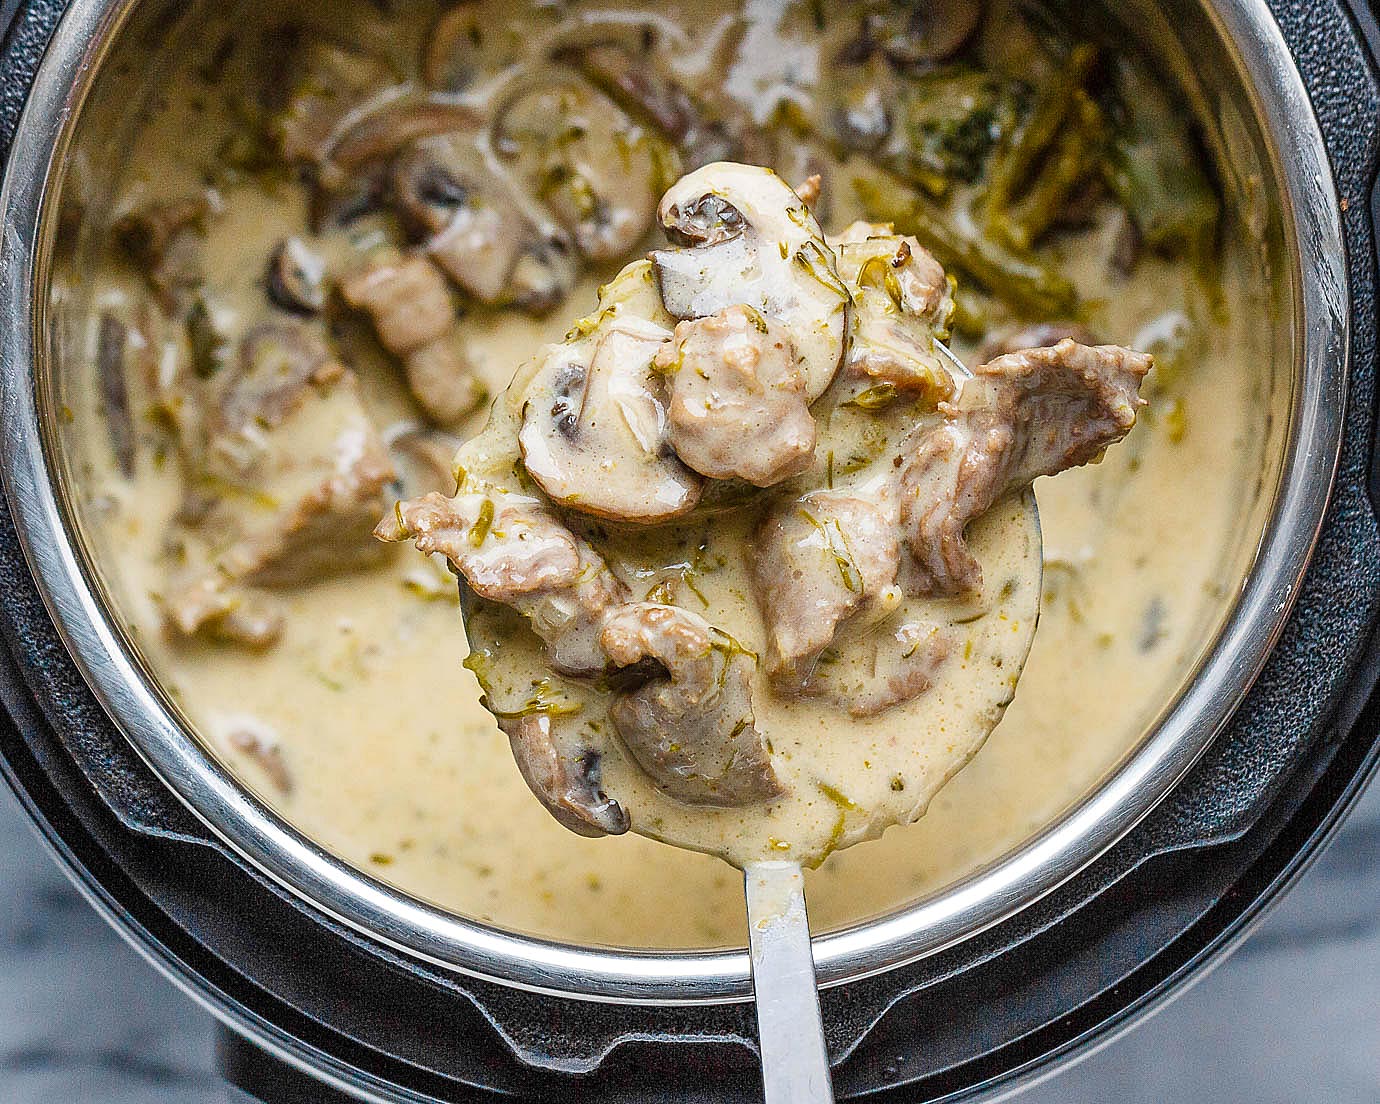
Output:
top-left (0, 0), bottom-right (1349, 1004)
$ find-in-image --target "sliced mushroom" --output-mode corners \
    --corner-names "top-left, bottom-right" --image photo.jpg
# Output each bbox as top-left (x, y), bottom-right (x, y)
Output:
top-left (272, 38), bottom-right (394, 166)
top-left (600, 603), bottom-right (783, 807)
top-left (654, 305), bottom-right (816, 487)
top-left (752, 491), bottom-right (902, 690)
top-left (211, 322), bottom-right (335, 442)
top-left (520, 317), bottom-right (701, 522)
top-left (309, 95), bottom-right (484, 229)
top-left (404, 339), bottom-right (488, 427)
top-left (266, 237), bottom-right (326, 315)
top-left (517, 264), bottom-right (703, 523)
top-left (325, 95), bottom-right (482, 178)
top-left (493, 79), bottom-right (662, 262)
top-left (501, 714), bottom-right (630, 837)
top-left (339, 253), bottom-right (456, 357)
top-left (833, 223), bottom-right (956, 397)
top-left (96, 313), bottom-right (135, 478)
top-left (380, 489), bottom-right (630, 675)
top-left (901, 339), bottom-right (1151, 595)
top-left (875, 0), bottom-right (985, 69)
top-left (111, 197), bottom-right (210, 315)
top-left (651, 162), bottom-right (848, 401)
top-left (391, 131), bottom-right (578, 313)
top-left (553, 40), bottom-right (698, 142)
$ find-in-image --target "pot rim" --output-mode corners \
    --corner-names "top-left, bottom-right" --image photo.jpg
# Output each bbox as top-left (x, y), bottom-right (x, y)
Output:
top-left (0, 0), bottom-right (1348, 1003)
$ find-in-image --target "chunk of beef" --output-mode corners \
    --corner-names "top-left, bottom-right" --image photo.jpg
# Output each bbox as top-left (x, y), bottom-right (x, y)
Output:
top-left (339, 254), bottom-right (456, 357)
top-left (805, 621), bottom-right (953, 718)
top-left (654, 305), bottom-right (816, 487)
top-left (340, 254), bottom-right (488, 426)
top-left (381, 490), bottom-right (630, 675)
top-left (600, 603), bottom-right (783, 807)
top-left (384, 424), bottom-right (462, 497)
top-left (752, 492), bottom-right (901, 690)
top-left (901, 339), bottom-right (1151, 595)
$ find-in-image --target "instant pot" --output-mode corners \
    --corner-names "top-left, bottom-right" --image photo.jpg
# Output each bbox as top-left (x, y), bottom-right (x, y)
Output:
top-left (1, 0), bottom-right (1378, 1099)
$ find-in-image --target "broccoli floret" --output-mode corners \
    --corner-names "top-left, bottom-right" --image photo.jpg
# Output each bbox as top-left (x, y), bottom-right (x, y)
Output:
top-left (897, 69), bottom-right (1027, 190)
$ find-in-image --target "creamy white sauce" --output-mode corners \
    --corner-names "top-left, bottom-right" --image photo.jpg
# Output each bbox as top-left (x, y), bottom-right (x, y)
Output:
top-left (55, 0), bottom-right (1276, 946)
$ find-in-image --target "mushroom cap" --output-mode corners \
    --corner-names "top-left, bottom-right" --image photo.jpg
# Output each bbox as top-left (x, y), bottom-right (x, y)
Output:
top-left (265, 237), bottom-right (326, 316)
top-left (493, 78), bottom-right (662, 263)
top-left (518, 261), bottom-right (703, 523)
top-left (651, 162), bottom-right (848, 401)
top-left (600, 603), bottom-right (783, 807)
top-left (656, 305), bottom-right (817, 487)
top-left (392, 131), bottom-right (578, 312)
top-left (501, 714), bottom-right (630, 837)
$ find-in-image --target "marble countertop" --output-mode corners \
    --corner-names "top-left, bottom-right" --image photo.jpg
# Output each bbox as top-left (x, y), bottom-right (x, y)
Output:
top-left (2, 775), bottom-right (1376, 1103)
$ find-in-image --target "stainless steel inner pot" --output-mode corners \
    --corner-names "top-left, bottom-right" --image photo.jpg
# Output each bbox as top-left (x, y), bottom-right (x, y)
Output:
top-left (0, 0), bottom-right (1347, 1004)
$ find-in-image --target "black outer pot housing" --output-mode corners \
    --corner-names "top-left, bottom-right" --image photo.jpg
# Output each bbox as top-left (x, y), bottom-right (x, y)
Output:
top-left (2, 1), bottom-right (1380, 1100)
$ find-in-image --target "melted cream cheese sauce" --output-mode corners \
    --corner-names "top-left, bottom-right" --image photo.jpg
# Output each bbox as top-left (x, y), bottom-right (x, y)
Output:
top-left (60, 0), bottom-right (1273, 945)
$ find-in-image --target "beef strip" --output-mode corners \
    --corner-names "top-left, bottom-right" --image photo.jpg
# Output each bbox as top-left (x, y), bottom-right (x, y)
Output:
top-left (901, 339), bottom-right (1151, 595)
top-left (753, 491), bottom-right (902, 691)
top-left (339, 254), bottom-right (456, 357)
top-left (340, 254), bottom-right (488, 426)
top-left (600, 603), bottom-right (783, 806)
top-left (403, 339), bottom-right (488, 427)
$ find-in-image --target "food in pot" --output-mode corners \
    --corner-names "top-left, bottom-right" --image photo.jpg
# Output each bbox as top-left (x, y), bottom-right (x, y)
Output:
top-left (62, 0), bottom-right (1267, 943)
top-left (382, 161), bottom-right (1151, 866)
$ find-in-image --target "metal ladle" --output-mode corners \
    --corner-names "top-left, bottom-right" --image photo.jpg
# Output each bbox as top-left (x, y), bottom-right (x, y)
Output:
top-left (457, 343), bottom-right (1042, 1104)
top-left (742, 342), bottom-right (1042, 1104)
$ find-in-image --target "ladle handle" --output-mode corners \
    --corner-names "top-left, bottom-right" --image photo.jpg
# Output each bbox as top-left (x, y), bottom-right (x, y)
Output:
top-left (744, 861), bottom-right (835, 1104)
